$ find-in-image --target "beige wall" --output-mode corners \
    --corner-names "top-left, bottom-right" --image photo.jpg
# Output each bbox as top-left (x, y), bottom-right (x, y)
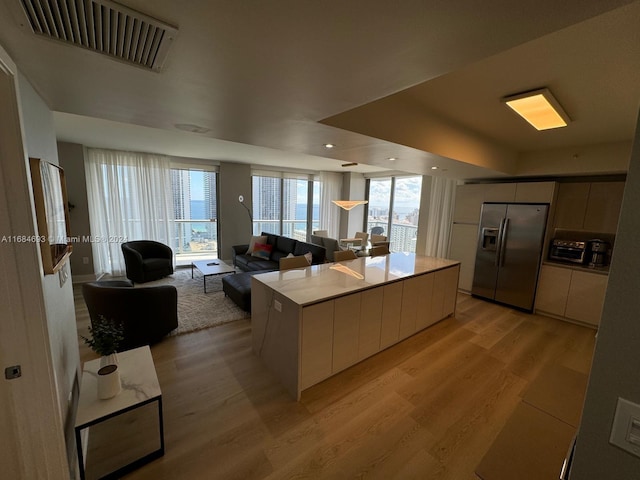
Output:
top-left (517, 141), bottom-right (631, 177)
top-left (570, 112), bottom-right (640, 477)
top-left (218, 161), bottom-right (252, 262)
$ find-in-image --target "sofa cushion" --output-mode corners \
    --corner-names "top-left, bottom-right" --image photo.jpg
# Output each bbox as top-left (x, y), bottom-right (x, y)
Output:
top-left (251, 243), bottom-right (272, 259)
top-left (276, 235), bottom-right (297, 254)
top-left (246, 235), bottom-right (267, 254)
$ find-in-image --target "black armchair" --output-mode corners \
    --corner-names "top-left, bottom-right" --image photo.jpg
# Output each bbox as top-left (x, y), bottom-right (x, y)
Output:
top-left (82, 280), bottom-right (178, 351)
top-left (121, 240), bottom-right (173, 283)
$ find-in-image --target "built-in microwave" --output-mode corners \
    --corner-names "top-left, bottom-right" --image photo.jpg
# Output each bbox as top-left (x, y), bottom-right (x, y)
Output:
top-left (549, 239), bottom-right (587, 264)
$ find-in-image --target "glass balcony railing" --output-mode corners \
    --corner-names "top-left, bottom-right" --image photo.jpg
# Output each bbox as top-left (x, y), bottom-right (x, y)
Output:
top-left (366, 221), bottom-right (418, 253)
top-left (173, 220), bottom-right (218, 258)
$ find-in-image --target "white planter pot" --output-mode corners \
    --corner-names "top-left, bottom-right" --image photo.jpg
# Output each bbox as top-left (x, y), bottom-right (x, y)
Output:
top-left (97, 354), bottom-right (121, 399)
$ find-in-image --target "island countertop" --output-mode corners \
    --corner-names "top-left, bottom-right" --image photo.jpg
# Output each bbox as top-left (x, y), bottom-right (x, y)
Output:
top-left (252, 252), bottom-right (460, 306)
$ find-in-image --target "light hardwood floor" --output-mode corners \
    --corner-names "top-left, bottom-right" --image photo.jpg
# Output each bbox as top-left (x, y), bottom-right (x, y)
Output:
top-left (75, 287), bottom-right (595, 479)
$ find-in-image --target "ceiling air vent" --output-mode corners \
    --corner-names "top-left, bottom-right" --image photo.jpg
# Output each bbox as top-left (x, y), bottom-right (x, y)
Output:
top-left (16, 0), bottom-right (178, 71)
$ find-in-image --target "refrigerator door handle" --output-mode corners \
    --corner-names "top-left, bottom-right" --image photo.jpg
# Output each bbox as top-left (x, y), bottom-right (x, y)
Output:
top-left (499, 218), bottom-right (510, 266)
top-left (495, 218), bottom-right (506, 267)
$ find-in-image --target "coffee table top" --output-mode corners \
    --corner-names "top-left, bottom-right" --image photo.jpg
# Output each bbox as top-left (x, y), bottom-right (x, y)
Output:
top-left (192, 259), bottom-right (235, 276)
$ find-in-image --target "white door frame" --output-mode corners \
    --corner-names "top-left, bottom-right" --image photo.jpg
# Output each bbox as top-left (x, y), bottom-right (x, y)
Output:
top-left (0, 46), bottom-right (69, 479)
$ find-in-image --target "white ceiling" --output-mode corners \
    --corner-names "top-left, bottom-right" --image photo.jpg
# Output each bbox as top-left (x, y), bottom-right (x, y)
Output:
top-left (1, 0), bottom-right (638, 179)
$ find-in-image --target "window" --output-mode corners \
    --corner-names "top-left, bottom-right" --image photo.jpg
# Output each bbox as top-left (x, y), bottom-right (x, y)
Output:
top-left (366, 175), bottom-right (422, 253)
top-left (171, 168), bottom-right (218, 258)
top-left (252, 174), bottom-right (317, 240)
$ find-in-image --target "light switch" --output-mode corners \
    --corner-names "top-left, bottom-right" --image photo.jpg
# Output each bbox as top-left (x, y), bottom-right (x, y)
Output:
top-left (610, 397), bottom-right (640, 457)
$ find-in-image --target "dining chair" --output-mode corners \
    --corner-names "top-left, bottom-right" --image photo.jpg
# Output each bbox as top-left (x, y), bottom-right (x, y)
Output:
top-left (369, 245), bottom-right (390, 257)
top-left (333, 249), bottom-right (358, 262)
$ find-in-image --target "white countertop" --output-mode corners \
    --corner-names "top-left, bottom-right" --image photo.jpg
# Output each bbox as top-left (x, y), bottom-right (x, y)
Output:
top-left (252, 252), bottom-right (459, 306)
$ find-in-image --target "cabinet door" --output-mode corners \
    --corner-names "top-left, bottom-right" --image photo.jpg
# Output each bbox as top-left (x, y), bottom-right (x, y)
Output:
top-left (553, 183), bottom-right (590, 230)
top-left (449, 223), bottom-right (478, 292)
top-left (359, 287), bottom-right (383, 361)
top-left (534, 265), bottom-right (572, 316)
top-left (380, 282), bottom-right (404, 349)
top-left (415, 273), bottom-right (435, 331)
top-left (441, 265), bottom-right (460, 318)
top-left (515, 182), bottom-right (556, 203)
top-left (583, 182), bottom-right (625, 234)
top-left (453, 184), bottom-right (485, 224)
top-left (565, 271), bottom-right (608, 326)
top-left (333, 294), bottom-right (361, 373)
top-left (399, 276), bottom-right (420, 340)
top-left (483, 183), bottom-right (517, 203)
top-left (300, 301), bottom-right (334, 389)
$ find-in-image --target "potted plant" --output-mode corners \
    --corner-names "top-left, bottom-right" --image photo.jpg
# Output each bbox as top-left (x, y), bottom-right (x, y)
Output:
top-left (82, 316), bottom-right (124, 399)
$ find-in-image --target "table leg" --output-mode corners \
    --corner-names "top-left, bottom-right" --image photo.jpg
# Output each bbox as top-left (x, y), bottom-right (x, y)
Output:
top-left (191, 262), bottom-right (194, 279)
top-left (204, 275), bottom-right (207, 293)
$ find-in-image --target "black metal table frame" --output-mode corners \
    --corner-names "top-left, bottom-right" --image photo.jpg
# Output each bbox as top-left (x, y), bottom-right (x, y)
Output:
top-left (75, 395), bottom-right (164, 480)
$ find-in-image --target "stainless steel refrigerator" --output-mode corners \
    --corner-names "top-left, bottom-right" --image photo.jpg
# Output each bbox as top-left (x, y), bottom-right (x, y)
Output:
top-left (471, 203), bottom-right (549, 311)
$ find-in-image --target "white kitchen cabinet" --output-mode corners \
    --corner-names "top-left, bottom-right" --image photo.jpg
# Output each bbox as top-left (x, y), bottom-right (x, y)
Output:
top-left (415, 272), bottom-right (435, 331)
top-left (535, 264), bottom-right (608, 327)
top-left (449, 223), bottom-right (478, 292)
top-left (565, 270), bottom-right (608, 326)
top-left (332, 294), bottom-right (361, 372)
top-left (515, 181), bottom-right (556, 203)
top-left (399, 276), bottom-right (420, 340)
top-left (300, 301), bottom-right (334, 389)
top-left (430, 266), bottom-right (459, 324)
top-left (358, 287), bottom-right (383, 360)
top-left (380, 282), bottom-right (404, 349)
top-left (453, 184), bottom-right (486, 224)
top-left (535, 265), bottom-right (572, 317)
top-left (553, 181), bottom-right (624, 233)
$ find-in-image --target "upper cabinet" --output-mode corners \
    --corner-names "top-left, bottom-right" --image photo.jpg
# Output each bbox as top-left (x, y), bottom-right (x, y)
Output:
top-left (453, 181), bottom-right (556, 224)
top-left (553, 181), bottom-right (624, 234)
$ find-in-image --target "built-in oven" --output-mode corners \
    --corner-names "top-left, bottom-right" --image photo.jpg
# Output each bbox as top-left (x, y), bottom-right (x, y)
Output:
top-left (549, 239), bottom-right (587, 264)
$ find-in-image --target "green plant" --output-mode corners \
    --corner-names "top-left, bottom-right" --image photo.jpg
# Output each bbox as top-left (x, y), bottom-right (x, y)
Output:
top-left (81, 315), bottom-right (124, 356)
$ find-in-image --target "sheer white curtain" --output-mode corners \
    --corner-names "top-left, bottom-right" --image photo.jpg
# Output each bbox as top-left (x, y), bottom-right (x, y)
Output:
top-left (319, 171), bottom-right (343, 238)
top-left (85, 149), bottom-right (175, 276)
top-left (425, 176), bottom-right (457, 257)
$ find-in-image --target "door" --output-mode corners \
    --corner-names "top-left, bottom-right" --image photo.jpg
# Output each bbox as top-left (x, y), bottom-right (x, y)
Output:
top-left (494, 204), bottom-right (548, 311)
top-left (472, 203), bottom-right (507, 301)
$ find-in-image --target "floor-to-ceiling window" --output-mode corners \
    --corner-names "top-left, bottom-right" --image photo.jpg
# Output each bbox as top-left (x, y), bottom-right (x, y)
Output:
top-left (252, 172), bottom-right (318, 240)
top-left (171, 167), bottom-right (218, 259)
top-left (366, 175), bottom-right (422, 253)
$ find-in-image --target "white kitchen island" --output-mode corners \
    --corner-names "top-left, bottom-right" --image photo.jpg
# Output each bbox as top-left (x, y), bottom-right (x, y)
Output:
top-left (251, 252), bottom-right (460, 400)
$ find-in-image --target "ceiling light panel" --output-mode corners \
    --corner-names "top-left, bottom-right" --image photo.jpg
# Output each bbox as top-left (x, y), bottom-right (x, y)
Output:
top-left (16, 0), bottom-right (178, 71)
top-left (503, 88), bottom-right (570, 131)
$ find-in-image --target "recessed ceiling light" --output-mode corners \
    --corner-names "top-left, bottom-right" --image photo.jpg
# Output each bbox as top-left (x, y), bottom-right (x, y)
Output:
top-left (502, 88), bottom-right (570, 131)
top-left (387, 157), bottom-right (397, 161)
top-left (324, 143), bottom-right (335, 149)
top-left (431, 166), bottom-right (438, 170)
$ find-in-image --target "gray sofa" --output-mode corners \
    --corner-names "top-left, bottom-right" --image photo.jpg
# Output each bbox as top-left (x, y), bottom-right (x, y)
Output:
top-left (231, 232), bottom-right (326, 272)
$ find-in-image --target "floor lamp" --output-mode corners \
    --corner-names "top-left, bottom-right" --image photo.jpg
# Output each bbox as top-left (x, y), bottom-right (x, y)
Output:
top-left (238, 195), bottom-right (253, 234)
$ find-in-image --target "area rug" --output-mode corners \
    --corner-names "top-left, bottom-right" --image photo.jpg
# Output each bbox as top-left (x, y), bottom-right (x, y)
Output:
top-left (137, 267), bottom-right (251, 336)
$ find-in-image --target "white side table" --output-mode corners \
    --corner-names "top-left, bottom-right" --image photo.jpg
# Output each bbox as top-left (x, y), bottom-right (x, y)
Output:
top-left (75, 346), bottom-right (164, 480)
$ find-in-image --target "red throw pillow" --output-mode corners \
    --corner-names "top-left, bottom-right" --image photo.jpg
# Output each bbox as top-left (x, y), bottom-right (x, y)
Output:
top-left (251, 243), bottom-right (273, 259)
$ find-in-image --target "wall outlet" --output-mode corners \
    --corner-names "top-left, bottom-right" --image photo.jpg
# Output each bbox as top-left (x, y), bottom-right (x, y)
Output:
top-left (82, 257), bottom-right (89, 265)
top-left (274, 300), bottom-right (282, 312)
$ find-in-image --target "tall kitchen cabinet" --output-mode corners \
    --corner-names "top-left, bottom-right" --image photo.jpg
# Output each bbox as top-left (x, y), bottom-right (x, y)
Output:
top-left (449, 182), bottom-right (556, 292)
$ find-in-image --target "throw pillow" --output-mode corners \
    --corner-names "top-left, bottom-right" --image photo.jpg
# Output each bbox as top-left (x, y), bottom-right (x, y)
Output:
top-left (246, 235), bottom-right (267, 254)
top-left (251, 243), bottom-right (272, 259)
top-left (303, 251), bottom-right (312, 265)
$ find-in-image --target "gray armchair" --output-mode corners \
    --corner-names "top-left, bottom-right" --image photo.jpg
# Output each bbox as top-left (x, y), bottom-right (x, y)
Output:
top-left (82, 280), bottom-right (178, 351)
top-left (121, 240), bottom-right (173, 283)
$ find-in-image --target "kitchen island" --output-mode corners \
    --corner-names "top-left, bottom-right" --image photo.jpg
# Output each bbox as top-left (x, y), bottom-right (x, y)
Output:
top-left (251, 253), bottom-right (460, 400)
